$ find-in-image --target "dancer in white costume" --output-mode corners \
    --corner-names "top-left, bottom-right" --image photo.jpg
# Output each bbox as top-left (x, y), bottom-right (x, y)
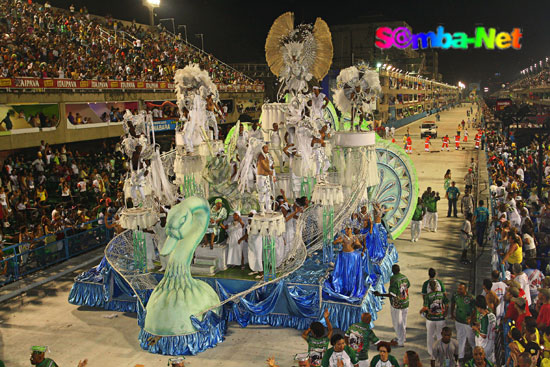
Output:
top-left (223, 212), bottom-right (247, 267)
top-left (278, 190), bottom-right (302, 258)
top-left (236, 124), bottom-right (249, 160)
top-left (206, 93), bottom-right (223, 140)
top-left (269, 122), bottom-right (283, 167)
top-left (333, 64), bottom-right (381, 132)
top-left (256, 144), bottom-right (275, 213)
top-left (283, 142), bottom-right (302, 196)
top-left (311, 126), bottom-right (331, 181)
top-left (245, 210), bottom-right (263, 277)
top-left (310, 86), bottom-right (329, 125)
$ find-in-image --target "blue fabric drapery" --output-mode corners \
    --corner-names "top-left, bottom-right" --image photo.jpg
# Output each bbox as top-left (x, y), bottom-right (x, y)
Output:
top-left (323, 250), bottom-right (367, 304)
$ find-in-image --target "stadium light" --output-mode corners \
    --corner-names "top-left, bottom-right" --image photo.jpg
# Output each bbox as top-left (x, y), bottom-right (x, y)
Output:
top-left (143, 0), bottom-right (160, 26)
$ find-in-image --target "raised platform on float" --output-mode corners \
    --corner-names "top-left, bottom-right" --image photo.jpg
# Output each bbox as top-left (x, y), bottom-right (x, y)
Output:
top-left (333, 131), bottom-right (376, 147)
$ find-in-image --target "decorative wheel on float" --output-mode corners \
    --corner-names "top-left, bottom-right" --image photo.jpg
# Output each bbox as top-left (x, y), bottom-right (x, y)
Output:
top-left (369, 137), bottom-right (419, 239)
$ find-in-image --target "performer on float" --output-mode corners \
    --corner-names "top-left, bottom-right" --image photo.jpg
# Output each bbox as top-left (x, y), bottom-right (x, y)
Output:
top-left (256, 144), bottom-right (276, 213)
top-left (360, 213), bottom-right (374, 273)
top-left (350, 85), bottom-right (368, 132)
top-left (245, 210), bottom-right (263, 278)
top-left (278, 189), bottom-right (302, 258)
top-left (424, 136), bottom-right (431, 152)
top-left (370, 202), bottom-right (392, 261)
top-left (455, 134), bottom-right (461, 150)
top-left (205, 92), bottom-right (223, 140)
top-left (310, 86), bottom-right (329, 124)
top-left (236, 124), bottom-right (249, 160)
top-left (323, 226), bottom-right (367, 301)
top-left (283, 142), bottom-right (302, 197)
top-left (269, 122), bottom-right (283, 168)
top-left (311, 131), bottom-right (330, 181)
top-left (249, 121), bottom-right (263, 141)
top-left (223, 211), bottom-right (247, 269)
top-left (441, 135), bottom-right (450, 151)
top-left (205, 198), bottom-right (228, 249)
top-left (182, 94), bottom-right (205, 154)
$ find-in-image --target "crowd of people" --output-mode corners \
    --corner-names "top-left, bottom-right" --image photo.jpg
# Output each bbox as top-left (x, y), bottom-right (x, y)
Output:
top-left (511, 69), bottom-right (550, 90)
top-left (0, 139), bottom-right (126, 280)
top-left (0, 0), bottom-right (263, 87)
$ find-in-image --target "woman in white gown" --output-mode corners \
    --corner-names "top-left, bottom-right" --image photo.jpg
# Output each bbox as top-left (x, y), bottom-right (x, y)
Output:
top-left (223, 212), bottom-right (247, 268)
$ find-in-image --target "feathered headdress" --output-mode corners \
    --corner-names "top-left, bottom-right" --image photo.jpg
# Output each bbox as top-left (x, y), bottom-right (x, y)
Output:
top-left (265, 12), bottom-right (333, 95)
top-left (174, 63), bottom-right (218, 117)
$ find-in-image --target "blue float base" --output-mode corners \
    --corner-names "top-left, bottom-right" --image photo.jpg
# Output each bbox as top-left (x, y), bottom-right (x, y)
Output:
top-left (68, 245), bottom-right (398, 355)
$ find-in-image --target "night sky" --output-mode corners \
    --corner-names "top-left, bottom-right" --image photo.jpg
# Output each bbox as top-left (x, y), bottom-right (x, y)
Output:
top-left (53, 0), bottom-right (549, 86)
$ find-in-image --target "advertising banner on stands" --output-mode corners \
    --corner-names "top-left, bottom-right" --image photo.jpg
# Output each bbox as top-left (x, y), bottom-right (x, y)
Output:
top-left (0, 78), bottom-right (264, 93)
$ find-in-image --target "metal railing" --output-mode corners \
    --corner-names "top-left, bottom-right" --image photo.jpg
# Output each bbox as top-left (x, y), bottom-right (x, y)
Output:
top-left (159, 28), bottom-right (255, 83)
top-left (0, 220), bottom-right (113, 287)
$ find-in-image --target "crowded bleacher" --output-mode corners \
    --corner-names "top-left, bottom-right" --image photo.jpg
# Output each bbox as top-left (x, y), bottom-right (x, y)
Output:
top-left (0, 0), bottom-right (263, 86)
top-left (479, 99), bottom-right (550, 365)
top-left (0, 139), bottom-right (124, 281)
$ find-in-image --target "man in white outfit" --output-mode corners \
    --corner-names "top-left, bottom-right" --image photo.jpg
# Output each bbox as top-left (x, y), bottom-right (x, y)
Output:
top-left (374, 265), bottom-right (409, 347)
top-left (451, 283), bottom-right (475, 365)
top-left (310, 86), bottom-right (329, 123)
top-left (256, 144), bottom-right (275, 213)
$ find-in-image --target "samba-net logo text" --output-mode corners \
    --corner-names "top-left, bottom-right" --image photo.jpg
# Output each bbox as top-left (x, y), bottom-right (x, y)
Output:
top-left (375, 26), bottom-right (522, 50)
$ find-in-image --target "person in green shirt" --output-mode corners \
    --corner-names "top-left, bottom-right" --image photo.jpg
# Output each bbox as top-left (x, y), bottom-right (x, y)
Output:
top-left (420, 280), bottom-right (449, 358)
top-left (30, 346), bottom-right (87, 367)
top-left (369, 342), bottom-right (400, 367)
top-left (410, 198), bottom-right (424, 242)
top-left (374, 265), bottom-right (409, 347)
top-left (450, 283), bottom-right (475, 362)
top-left (303, 309), bottom-right (333, 366)
top-left (321, 334), bottom-right (359, 367)
top-left (421, 268), bottom-right (446, 301)
top-left (30, 346), bottom-right (58, 367)
top-left (345, 312), bottom-right (396, 366)
top-left (424, 191), bottom-right (441, 232)
top-left (464, 346), bottom-right (494, 367)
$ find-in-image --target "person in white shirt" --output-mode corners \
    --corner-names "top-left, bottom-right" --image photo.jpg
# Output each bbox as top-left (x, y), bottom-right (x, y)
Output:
top-left (512, 263), bottom-right (531, 306)
top-left (489, 270), bottom-right (508, 321)
top-left (431, 327), bottom-right (459, 367)
top-left (516, 165), bottom-right (524, 182)
top-left (523, 260), bottom-right (544, 302)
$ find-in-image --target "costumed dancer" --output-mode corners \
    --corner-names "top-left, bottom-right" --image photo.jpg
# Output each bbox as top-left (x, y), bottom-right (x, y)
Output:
top-left (283, 142), bottom-right (302, 197)
top-left (372, 202), bottom-right (391, 258)
top-left (256, 144), bottom-right (275, 213)
top-left (269, 122), bottom-right (284, 168)
top-left (323, 226), bottom-right (367, 301)
top-left (310, 85), bottom-right (329, 126)
top-left (236, 124), bottom-right (249, 160)
top-left (206, 198), bottom-right (228, 249)
top-left (223, 211), bottom-right (247, 269)
top-left (441, 135), bottom-right (450, 151)
top-left (245, 210), bottom-right (263, 279)
top-left (278, 189), bottom-right (301, 259)
top-left (205, 92), bottom-right (223, 140)
top-left (463, 129), bottom-right (468, 142)
top-left (455, 134), bottom-right (461, 150)
top-left (182, 94), bottom-right (205, 154)
top-left (406, 135), bottom-right (412, 154)
top-left (311, 132), bottom-right (330, 181)
top-left (475, 133), bottom-right (481, 149)
top-left (424, 136), bottom-right (431, 152)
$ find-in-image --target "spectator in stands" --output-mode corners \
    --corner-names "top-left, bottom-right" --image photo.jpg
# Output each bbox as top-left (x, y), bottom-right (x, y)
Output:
top-left (482, 279), bottom-right (500, 316)
top-left (537, 289), bottom-right (550, 329)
